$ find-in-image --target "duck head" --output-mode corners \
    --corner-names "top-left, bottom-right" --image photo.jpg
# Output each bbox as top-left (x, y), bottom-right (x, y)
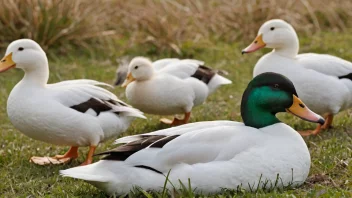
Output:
top-left (122, 57), bottom-right (155, 87)
top-left (0, 39), bottom-right (47, 73)
top-left (241, 72), bottom-right (324, 128)
top-left (242, 19), bottom-right (299, 58)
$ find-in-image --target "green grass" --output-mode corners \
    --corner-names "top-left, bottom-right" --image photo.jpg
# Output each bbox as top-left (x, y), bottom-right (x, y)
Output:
top-left (1, 31), bottom-right (352, 197)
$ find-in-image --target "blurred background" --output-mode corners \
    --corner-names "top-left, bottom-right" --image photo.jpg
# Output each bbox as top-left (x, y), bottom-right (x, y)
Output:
top-left (0, 0), bottom-right (351, 57)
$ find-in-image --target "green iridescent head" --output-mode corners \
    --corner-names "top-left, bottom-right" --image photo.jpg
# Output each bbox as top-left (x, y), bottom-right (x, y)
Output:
top-left (241, 72), bottom-right (324, 128)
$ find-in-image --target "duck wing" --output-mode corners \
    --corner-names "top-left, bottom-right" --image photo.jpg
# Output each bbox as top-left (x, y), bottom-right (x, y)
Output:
top-left (297, 53), bottom-right (352, 78)
top-left (99, 121), bottom-right (254, 172)
top-left (49, 80), bottom-right (145, 118)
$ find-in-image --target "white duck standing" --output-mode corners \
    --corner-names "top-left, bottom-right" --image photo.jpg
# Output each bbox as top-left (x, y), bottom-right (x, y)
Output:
top-left (61, 72), bottom-right (324, 195)
top-left (121, 57), bottom-right (232, 126)
top-left (0, 39), bottom-right (145, 165)
top-left (242, 19), bottom-right (352, 136)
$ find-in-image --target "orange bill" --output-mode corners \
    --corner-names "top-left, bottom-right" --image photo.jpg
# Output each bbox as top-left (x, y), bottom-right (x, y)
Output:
top-left (242, 34), bottom-right (266, 54)
top-left (286, 95), bottom-right (325, 125)
top-left (0, 53), bottom-right (16, 72)
top-left (121, 73), bottom-right (136, 87)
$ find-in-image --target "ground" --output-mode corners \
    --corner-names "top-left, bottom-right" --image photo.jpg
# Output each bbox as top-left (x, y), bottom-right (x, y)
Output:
top-left (0, 31), bottom-right (351, 197)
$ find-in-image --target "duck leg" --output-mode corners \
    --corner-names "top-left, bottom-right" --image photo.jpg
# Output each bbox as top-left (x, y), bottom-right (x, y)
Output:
top-left (322, 114), bottom-right (333, 129)
top-left (298, 124), bottom-right (322, 136)
top-left (298, 114), bottom-right (333, 136)
top-left (30, 146), bottom-right (79, 165)
top-left (80, 146), bottom-right (96, 166)
top-left (160, 112), bottom-right (191, 126)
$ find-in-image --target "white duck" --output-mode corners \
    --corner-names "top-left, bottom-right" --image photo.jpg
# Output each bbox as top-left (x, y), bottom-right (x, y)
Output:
top-left (0, 39), bottom-right (145, 165)
top-left (61, 72), bottom-right (325, 195)
top-left (121, 57), bottom-right (232, 125)
top-left (242, 19), bottom-right (352, 136)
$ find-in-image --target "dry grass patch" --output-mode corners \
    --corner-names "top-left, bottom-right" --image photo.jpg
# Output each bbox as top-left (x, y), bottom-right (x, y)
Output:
top-left (1, 0), bottom-right (352, 54)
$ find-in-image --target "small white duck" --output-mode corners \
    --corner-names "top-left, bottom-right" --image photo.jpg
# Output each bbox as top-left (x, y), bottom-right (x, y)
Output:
top-left (121, 57), bottom-right (232, 125)
top-left (242, 19), bottom-right (352, 135)
top-left (61, 72), bottom-right (325, 195)
top-left (0, 39), bottom-right (145, 165)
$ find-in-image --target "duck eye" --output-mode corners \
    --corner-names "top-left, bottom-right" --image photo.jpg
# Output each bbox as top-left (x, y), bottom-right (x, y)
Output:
top-left (270, 27), bottom-right (275, 31)
top-left (134, 66), bottom-right (139, 69)
top-left (18, 47), bottom-right (24, 51)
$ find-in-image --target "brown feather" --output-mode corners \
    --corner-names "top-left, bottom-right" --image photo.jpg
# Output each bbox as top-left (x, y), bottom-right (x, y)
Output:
top-left (191, 65), bottom-right (216, 84)
top-left (95, 135), bottom-right (179, 161)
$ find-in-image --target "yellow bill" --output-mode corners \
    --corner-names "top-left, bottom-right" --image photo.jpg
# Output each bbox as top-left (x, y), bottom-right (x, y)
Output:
top-left (286, 95), bottom-right (325, 125)
top-left (242, 34), bottom-right (266, 54)
top-left (0, 53), bottom-right (16, 72)
top-left (121, 73), bottom-right (136, 87)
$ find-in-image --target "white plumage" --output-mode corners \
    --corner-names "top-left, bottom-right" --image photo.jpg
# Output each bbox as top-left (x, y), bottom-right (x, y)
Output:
top-left (61, 73), bottom-right (323, 195)
top-left (122, 57), bottom-right (232, 125)
top-left (60, 121), bottom-right (310, 195)
top-left (0, 39), bottom-right (145, 165)
top-left (243, 19), bottom-right (352, 135)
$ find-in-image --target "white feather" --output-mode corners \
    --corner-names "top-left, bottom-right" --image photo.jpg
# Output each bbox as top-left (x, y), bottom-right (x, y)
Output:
top-left (125, 57), bottom-right (231, 116)
top-left (252, 19), bottom-right (352, 115)
top-left (5, 39), bottom-right (143, 147)
top-left (61, 122), bottom-right (310, 195)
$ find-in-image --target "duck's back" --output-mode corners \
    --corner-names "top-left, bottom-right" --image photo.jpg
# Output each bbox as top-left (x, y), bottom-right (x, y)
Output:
top-left (297, 53), bottom-right (352, 110)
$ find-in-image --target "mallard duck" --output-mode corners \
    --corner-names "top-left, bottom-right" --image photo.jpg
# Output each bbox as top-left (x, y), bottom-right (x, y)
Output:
top-left (0, 39), bottom-right (145, 165)
top-left (61, 72), bottom-right (324, 195)
top-left (121, 57), bottom-right (232, 125)
top-left (242, 19), bottom-right (352, 136)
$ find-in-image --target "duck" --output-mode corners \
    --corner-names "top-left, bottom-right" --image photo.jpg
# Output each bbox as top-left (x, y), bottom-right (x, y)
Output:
top-left (61, 72), bottom-right (325, 195)
top-left (121, 57), bottom-right (232, 126)
top-left (242, 19), bottom-right (352, 136)
top-left (0, 39), bottom-right (145, 166)
top-left (114, 56), bottom-right (130, 86)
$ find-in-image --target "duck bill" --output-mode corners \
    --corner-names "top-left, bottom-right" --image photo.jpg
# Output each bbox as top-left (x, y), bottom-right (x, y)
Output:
top-left (121, 73), bottom-right (135, 87)
top-left (114, 72), bottom-right (127, 86)
top-left (242, 34), bottom-right (266, 54)
top-left (0, 53), bottom-right (16, 72)
top-left (286, 95), bottom-right (325, 125)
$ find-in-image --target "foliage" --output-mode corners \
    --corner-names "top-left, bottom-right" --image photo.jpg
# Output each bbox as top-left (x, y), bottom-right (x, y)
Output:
top-left (1, 0), bottom-right (352, 54)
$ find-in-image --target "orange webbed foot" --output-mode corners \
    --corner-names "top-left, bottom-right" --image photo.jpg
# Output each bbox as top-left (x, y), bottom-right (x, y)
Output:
top-left (30, 156), bottom-right (72, 165)
top-left (160, 112), bottom-right (191, 126)
top-left (29, 146), bottom-right (79, 165)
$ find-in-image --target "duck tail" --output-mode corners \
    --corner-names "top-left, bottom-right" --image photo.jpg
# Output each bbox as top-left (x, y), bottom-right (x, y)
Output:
top-left (207, 74), bottom-right (232, 94)
top-left (60, 160), bottom-right (167, 195)
top-left (60, 162), bottom-right (110, 182)
top-left (112, 106), bottom-right (146, 119)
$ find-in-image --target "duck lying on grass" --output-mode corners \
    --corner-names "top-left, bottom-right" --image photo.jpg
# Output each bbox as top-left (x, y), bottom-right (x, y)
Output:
top-left (121, 57), bottom-right (232, 126)
top-left (0, 39), bottom-right (145, 166)
top-left (61, 72), bottom-right (324, 195)
top-left (242, 19), bottom-right (352, 136)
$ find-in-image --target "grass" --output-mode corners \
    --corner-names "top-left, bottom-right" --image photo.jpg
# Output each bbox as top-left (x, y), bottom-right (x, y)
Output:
top-left (0, 30), bottom-right (352, 197)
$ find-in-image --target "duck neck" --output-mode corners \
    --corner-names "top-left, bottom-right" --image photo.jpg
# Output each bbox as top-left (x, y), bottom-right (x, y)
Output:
top-left (273, 34), bottom-right (299, 58)
top-left (241, 89), bottom-right (280, 128)
top-left (21, 60), bottom-right (49, 87)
